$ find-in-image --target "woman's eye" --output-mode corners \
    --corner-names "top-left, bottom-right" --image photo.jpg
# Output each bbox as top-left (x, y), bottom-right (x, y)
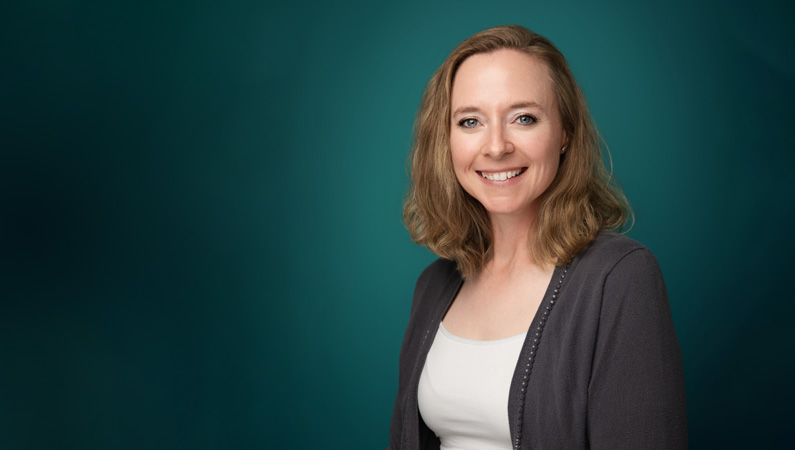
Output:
top-left (459, 118), bottom-right (479, 128)
top-left (517, 114), bottom-right (537, 125)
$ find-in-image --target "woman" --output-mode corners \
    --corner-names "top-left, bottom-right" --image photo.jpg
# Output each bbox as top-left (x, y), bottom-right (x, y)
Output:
top-left (389, 25), bottom-right (687, 450)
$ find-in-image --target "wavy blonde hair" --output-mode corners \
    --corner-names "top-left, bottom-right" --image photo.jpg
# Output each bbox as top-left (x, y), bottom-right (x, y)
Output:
top-left (403, 25), bottom-right (632, 279)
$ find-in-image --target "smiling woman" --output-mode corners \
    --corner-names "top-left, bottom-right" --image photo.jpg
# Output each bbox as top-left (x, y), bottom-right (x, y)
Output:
top-left (449, 50), bottom-right (564, 226)
top-left (389, 25), bottom-right (687, 450)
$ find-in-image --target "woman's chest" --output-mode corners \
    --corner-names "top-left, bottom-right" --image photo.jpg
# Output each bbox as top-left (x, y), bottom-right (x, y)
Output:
top-left (441, 269), bottom-right (553, 340)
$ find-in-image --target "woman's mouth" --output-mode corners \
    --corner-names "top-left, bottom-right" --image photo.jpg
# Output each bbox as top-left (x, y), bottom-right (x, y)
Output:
top-left (477, 167), bottom-right (527, 181)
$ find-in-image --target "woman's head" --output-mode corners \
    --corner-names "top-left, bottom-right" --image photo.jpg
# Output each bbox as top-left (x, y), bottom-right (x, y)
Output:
top-left (449, 48), bottom-right (566, 224)
top-left (404, 25), bottom-right (630, 278)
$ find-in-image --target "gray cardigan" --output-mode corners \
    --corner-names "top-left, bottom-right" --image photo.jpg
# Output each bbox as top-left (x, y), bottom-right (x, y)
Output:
top-left (389, 232), bottom-right (687, 449)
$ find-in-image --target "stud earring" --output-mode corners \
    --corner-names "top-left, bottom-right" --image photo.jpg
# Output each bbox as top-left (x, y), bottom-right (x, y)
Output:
top-left (561, 146), bottom-right (567, 154)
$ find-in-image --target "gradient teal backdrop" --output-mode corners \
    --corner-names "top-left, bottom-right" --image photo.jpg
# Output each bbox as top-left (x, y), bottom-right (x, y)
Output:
top-left (2, 0), bottom-right (793, 448)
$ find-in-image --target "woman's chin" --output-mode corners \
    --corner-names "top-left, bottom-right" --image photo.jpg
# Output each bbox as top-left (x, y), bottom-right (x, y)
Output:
top-left (482, 203), bottom-right (537, 220)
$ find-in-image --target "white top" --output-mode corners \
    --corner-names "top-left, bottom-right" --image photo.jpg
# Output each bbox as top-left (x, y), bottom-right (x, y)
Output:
top-left (417, 322), bottom-right (527, 450)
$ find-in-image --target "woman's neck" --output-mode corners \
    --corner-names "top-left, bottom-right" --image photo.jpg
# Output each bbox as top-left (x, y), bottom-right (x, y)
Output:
top-left (486, 209), bottom-right (539, 274)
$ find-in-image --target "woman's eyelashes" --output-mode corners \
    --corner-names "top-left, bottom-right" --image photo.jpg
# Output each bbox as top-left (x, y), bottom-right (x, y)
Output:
top-left (456, 114), bottom-right (538, 129)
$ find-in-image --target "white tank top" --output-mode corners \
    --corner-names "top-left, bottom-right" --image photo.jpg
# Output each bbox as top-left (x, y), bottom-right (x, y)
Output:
top-left (417, 322), bottom-right (527, 450)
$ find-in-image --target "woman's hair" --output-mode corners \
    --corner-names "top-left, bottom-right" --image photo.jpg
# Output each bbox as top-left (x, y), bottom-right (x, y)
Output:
top-left (403, 25), bottom-right (632, 279)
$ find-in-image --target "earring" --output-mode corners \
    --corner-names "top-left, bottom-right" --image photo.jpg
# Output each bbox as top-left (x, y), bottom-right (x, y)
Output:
top-left (561, 146), bottom-right (567, 154)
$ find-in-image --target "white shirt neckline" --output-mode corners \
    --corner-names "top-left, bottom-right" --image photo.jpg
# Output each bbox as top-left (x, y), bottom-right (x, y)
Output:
top-left (438, 321), bottom-right (528, 346)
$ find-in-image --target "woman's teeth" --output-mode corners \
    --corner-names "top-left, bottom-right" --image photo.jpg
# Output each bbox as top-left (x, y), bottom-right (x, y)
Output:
top-left (480, 168), bottom-right (525, 181)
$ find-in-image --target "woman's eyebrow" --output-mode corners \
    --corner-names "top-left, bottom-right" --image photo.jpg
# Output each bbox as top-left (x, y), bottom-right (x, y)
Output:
top-left (452, 106), bottom-right (480, 116)
top-left (510, 101), bottom-right (543, 110)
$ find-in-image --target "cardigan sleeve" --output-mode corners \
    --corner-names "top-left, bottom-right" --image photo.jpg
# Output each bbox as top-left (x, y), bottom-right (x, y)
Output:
top-left (587, 248), bottom-right (688, 449)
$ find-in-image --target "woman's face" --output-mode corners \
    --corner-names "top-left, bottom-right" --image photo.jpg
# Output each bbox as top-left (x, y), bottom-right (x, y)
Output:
top-left (449, 49), bottom-right (566, 221)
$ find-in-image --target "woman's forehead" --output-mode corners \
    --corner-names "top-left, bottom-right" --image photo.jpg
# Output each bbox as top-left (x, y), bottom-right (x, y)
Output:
top-left (451, 50), bottom-right (555, 112)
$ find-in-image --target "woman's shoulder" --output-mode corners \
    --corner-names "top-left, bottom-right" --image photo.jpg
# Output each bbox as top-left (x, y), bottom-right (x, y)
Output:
top-left (414, 257), bottom-right (460, 297)
top-left (571, 232), bottom-right (670, 328)
top-left (574, 230), bottom-right (661, 278)
top-left (408, 258), bottom-right (461, 316)
top-left (417, 257), bottom-right (458, 282)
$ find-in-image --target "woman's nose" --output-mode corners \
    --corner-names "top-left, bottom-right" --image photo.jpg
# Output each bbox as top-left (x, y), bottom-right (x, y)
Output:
top-left (482, 125), bottom-right (513, 158)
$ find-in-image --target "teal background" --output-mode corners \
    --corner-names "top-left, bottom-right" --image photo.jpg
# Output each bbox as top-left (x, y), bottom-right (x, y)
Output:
top-left (2, 0), bottom-right (793, 448)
